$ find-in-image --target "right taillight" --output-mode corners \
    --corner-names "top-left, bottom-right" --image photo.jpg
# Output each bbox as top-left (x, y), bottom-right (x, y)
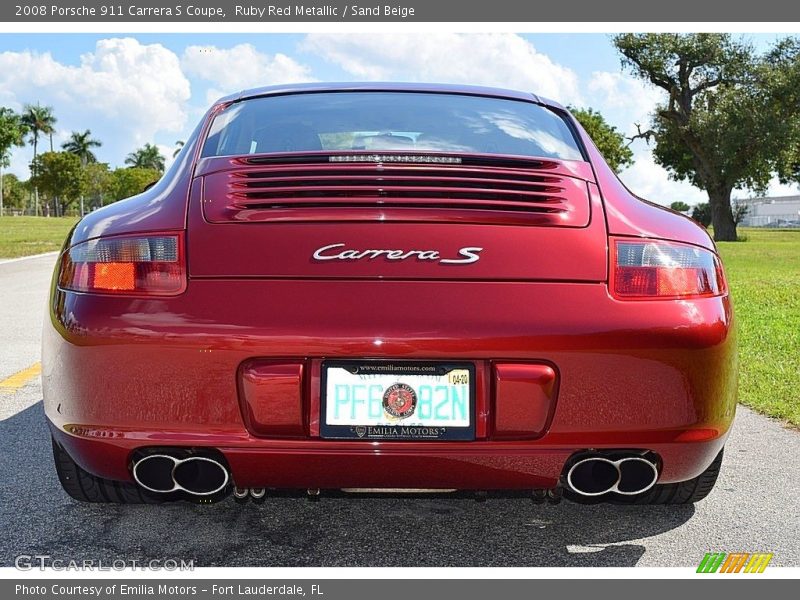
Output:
top-left (611, 238), bottom-right (726, 300)
top-left (58, 233), bottom-right (186, 296)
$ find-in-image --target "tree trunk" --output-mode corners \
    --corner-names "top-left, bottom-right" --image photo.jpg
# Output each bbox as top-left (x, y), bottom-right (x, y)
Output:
top-left (79, 157), bottom-right (86, 218)
top-left (708, 187), bottom-right (737, 241)
top-left (0, 163), bottom-right (4, 217)
top-left (32, 137), bottom-right (39, 217)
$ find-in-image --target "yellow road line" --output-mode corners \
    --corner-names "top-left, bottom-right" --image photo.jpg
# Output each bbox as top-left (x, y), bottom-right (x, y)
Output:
top-left (0, 362), bottom-right (42, 392)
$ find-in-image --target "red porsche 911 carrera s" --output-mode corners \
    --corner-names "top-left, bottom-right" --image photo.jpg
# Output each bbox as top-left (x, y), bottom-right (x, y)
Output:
top-left (43, 83), bottom-right (736, 505)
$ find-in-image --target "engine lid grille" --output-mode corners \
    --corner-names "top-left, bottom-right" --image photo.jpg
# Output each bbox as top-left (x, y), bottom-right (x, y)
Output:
top-left (199, 153), bottom-right (592, 226)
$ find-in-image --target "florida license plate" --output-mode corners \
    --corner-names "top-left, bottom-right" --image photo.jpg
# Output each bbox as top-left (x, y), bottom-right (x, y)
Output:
top-left (321, 361), bottom-right (475, 440)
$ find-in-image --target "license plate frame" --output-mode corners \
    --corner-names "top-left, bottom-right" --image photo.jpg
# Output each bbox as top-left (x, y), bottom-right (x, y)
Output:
top-left (320, 360), bottom-right (476, 441)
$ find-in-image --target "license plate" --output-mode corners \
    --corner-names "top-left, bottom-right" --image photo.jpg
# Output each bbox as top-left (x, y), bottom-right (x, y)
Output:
top-left (321, 361), bottom-right (475, 441)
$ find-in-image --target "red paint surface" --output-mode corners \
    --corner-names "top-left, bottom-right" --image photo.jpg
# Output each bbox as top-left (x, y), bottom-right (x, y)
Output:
top-left (43, 84), bottom-right (736, 491)
top-left (239, 360), bottom-right (306, 438)
top-left (493, 363), bottom-right (558, 440)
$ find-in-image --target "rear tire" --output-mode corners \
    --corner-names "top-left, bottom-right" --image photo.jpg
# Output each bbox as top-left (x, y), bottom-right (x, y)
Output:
top-left (617, 448), bottom-right (724, 505)
top-left (52, 437), bottom-right (161, 504)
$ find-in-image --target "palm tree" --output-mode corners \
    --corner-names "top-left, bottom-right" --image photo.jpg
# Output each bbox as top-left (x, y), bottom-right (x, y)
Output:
top-left (21, 103), bottom-right (57, 216)
top-left (173, 140), bottom-right (185, 158)
top-left (63, 130), bottom-right (102, 217)
top-left (62, 130), bottom-right (101, 166)
top-left (21, 103), bottom-right (57, 161)
top-left (0, 107), bottom-right (28, 217)
top-left (125, 143), bottom-right (165, 172)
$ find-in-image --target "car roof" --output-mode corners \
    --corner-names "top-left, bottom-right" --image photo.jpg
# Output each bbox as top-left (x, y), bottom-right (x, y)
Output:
top-left (215, 82), bottom-right (565, 110)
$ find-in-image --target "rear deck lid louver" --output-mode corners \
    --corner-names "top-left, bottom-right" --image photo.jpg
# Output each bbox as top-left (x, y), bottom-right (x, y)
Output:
top-left (197, 153), bottom-right (593, 227)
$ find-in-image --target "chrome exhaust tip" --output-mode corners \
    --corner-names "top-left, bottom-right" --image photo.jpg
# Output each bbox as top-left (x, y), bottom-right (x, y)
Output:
top-left (173, 457), bottom-right (229, 496)
top-left (615, 457), bottom-right (659, 495)
top-left (566, 457), bottom-right (620, 496)
top-left (233, 486), bottom-right (249, 504)
top-left (132, 454), bottom-right (181, 494)
top-left (250, 488), bottom-right (266, 499)
top-left (132, 454), bottom-right (230, 496)
top-left (566, 454), bottom-right (659, 497)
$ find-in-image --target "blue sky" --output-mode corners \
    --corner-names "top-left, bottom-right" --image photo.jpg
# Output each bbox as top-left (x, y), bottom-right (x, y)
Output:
top-left (1, 33), bottom-right (796, 205)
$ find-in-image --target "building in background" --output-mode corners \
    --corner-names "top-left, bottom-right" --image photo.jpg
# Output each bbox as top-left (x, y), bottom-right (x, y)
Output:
top-left (737, 195), bottom-right (800, 227)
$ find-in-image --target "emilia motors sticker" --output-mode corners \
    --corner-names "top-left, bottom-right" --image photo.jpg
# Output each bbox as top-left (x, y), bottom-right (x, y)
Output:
top-left (697, 552), bottom-right (774, 573)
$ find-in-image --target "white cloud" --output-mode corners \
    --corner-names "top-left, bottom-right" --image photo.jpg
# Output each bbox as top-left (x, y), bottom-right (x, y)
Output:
top-left (763, 178), bottom-right (800, 199)
top-left (302, 33), bottom-right (581, 104)
top-left (0, 38), bottom-right (190, 175)
top-left (586, 71), bottom-right (662, 135)
top-left (617, 144), bottom-right (707, 207)
top-left (182, 44), bottom-right (315, 101)
top-left (157, 143), bottom-right (179, 172)
top-left (202, 87), bottom-right (229, 106)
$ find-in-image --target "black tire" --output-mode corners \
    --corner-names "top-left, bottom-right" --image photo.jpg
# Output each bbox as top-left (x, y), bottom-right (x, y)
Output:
top-left (616, 448), bottom-right (724, 505)
top-left (52, 437), bottom-right (162, 504)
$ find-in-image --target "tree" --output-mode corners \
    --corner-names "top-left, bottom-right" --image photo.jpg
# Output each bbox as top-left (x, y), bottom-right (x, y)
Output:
top-left (21, 103), bottom-right (57, 161)
top-left (670, 201), bottom-right (691, 213)
top-left (29, 151), bottom-right (86, 216)
top-left (62, 129), bottom-right (102, 216)
top-left (125, 144), bottom-right (165, 172)
top-left (732, 199), bottom-right (750, 225)
top-left (569, 106), bottom-right (634, 173)
top-left (769, 39), bottom-right (800, 185)
top-left (0, 107), bottom-right (27, 217)
top-left (691, 203), bottom-right (712, 227)
top-left (173, 140), bottom-right (185, 158)
top-left (21, 103), bottom-right (57, 216)
top-left (62, 130), bottom-right (101, 165)
top-left (83, 162), bottom-right (112, 210)
top-left (108, 167), bottom-right (161, 203)
top-left (614, 33), bottom-right (800, 241)
top-left (0, 173), bottom-right (28, 213)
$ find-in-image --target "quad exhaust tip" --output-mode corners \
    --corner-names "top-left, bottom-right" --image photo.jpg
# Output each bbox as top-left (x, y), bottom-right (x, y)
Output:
top-left (133, 454), bottom-right (229, 496)
top-left (132, 450), bottom-right (657, 499)
top-left (566, 455), bottom-right (659, 497)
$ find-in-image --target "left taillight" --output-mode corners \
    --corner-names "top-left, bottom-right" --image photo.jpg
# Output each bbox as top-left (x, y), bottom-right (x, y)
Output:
top-left (58, 233), bottom-right (186, 296)
top-left (611, 238), bottom-right (726, 300)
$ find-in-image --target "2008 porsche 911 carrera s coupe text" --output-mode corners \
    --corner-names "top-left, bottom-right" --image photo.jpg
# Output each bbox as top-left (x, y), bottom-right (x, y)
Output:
top-left (43, 83), bottom-right (736, 505)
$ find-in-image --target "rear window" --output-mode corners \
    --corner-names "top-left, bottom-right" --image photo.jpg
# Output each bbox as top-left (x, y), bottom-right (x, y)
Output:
top-left (201, 92), bottom-right (584, 161)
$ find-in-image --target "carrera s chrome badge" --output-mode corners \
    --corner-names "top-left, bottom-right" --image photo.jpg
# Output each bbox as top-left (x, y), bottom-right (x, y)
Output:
top-left (312, 243), bottom-right (483, 264)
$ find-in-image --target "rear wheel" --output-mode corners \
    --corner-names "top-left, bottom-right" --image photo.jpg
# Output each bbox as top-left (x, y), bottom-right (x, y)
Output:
top-left (617, 448), bottom-right (724, 505)
top-left (52, 437), bottom-right (161, 504)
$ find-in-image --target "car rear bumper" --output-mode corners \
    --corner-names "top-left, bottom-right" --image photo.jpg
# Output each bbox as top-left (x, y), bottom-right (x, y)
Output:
top-left (43, 279), bottom-right (737, 489)
top-left (50, 424), bottom-right (728, 490)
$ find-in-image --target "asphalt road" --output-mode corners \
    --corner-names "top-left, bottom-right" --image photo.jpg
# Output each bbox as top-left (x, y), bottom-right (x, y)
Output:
top-left (1, 253), bottom-right (798, 568)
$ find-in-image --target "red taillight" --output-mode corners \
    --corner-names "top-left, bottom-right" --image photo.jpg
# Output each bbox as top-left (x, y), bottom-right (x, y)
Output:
top-left (59, 234), bottom-right (186, 296)
top-left (611, 238), bottom-right (726, 300)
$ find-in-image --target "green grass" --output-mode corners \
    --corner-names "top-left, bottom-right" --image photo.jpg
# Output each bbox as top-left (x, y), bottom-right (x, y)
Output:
top-left (0, 218), bottom-right (797, 425)
top-left (717, 229), bottom-right (800, 426)
top-left (0, 216), bottom-right (78, 259)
